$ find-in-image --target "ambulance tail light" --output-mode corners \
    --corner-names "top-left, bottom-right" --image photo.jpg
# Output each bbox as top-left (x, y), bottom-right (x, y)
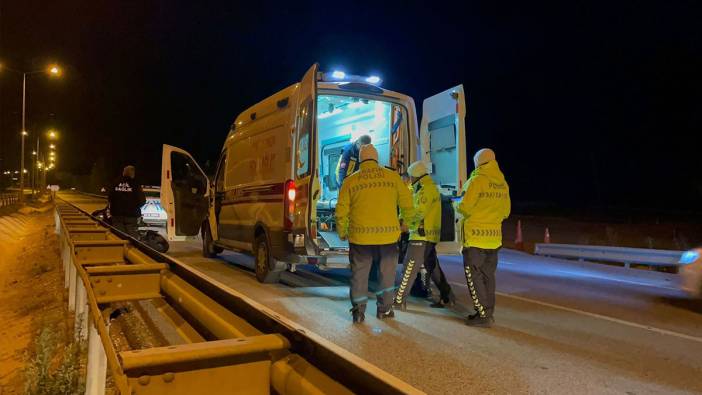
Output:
top-left (284, 179), bottom-right (296, 231)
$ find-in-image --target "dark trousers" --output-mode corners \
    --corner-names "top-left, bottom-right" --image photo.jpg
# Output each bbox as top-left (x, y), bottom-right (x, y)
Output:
top-left (349, 243), bottom-right (398, 313)
top-left (112, 216), bottom-right (139, 239)
top-left (425, 249), bottom-right (452, 300)
top-left (462, 247), bottom-right (499, 318)
top-left (399, 232), bottom-right (428, 297)
top-left (395, 241), bottom-right (452, 303)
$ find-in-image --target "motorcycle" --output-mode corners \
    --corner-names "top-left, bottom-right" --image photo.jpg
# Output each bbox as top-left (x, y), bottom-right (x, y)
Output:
top-left (91, 206), bottom-right (169, 253)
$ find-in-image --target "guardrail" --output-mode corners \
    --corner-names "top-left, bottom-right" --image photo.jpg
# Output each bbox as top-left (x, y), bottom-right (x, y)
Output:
top-left (0, 192), bottom-right (19, 208)
top-left (534, 243), bottom-right (685, 268)
top-left (56, 201), bottom-right (422, 395)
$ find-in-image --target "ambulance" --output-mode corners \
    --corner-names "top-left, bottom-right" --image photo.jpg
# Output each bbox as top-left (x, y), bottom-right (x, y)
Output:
top-left (161, 64), bottom-right (467, 283)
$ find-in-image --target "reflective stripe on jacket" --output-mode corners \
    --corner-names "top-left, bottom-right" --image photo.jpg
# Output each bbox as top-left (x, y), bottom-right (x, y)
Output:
top-left (336, 160), bottom-right (415, 245)
top-left (409, 175), bottom-right (442, 243)
top-left (455, 160), bottom-right (511, 249)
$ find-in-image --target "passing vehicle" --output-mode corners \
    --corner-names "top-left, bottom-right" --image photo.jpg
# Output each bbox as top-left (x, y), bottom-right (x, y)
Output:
top-left (140, 186), bottom-right (167, 226)
top-left (161, 64), bottom-right (467, 283)
top-left (679, 248), bottom-right (702, 298)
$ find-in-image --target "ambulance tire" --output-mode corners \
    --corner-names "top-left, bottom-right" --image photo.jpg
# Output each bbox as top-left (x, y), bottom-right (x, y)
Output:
top-left (254, 234), bottom-right (282, 284)
top-left (202, 221), bottom-right (223, 258)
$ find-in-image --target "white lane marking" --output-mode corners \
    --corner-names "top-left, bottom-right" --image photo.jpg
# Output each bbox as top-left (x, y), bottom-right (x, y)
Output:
top-left (492, 258), bottom-right (680, 291)
top-left (449, 281), bottom-right (702, 344)
top-left (551, 269), bottom-right (680, 291)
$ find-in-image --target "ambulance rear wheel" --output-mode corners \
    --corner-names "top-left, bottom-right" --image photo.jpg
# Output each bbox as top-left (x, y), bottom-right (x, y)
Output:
top-left (254, 234), bottom-right (282, 284)
top-left (202, 221), bottom-right (223, 258)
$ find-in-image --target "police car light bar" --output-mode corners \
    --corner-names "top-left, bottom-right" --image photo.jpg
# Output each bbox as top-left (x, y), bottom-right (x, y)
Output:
top-left (320, 70), bottom-right (383, 86)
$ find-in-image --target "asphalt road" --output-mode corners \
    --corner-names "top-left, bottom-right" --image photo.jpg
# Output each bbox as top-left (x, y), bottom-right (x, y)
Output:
top-left (58, 191), bottom-right (702, 394)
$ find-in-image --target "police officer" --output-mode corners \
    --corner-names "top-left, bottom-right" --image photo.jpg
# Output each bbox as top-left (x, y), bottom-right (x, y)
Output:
top-left (108, 165), bottom-right (146, 239)
top-left (455, 149), bottom-right (511, 327)
top-left (394, 161), bottom-right (454, 310)
top-left (336, 135), bottom-right (371, 186)
top-left (336, 144), bottom-right (415, 323)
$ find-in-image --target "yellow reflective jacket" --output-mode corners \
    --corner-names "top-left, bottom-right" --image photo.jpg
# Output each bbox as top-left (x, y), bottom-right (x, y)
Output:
top-left (336, 160), bottom-right (415, 245)
top-left (409, 175), bottom-right (442, 243)
top-left (455, 160), bottom-right (511, 249)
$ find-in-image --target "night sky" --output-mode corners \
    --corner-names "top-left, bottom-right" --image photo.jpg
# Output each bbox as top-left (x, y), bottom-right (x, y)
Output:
top-left (1, 1), bottom-right (700, 217)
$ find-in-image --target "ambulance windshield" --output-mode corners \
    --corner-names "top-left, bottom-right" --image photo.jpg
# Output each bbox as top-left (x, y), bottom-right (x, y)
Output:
top-left (314, 94), bottom-right (407, 250)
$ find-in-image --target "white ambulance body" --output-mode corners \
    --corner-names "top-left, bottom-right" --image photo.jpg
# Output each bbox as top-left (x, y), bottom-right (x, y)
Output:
top-left (161, 64), bottom-right (467, 283)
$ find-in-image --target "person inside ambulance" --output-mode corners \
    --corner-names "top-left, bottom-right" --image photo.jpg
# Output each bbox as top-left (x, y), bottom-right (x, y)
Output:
top-left (455, 148), bottom-right (511, 328)
top-left (394, 161), bottom-right (454, 310)
top-left (335, 134), bottom-right (371, 186)
top-left (335, 144), bottom-right (415, 323)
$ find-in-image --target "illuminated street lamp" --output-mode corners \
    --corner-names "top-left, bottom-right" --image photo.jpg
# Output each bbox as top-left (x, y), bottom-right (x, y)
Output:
top-left (33, 129), bottom-right (60, 193)
top-left (0, 62), bottom-right (63, 201)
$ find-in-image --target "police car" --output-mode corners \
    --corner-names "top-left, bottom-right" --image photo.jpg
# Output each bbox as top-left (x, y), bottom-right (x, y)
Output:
top-left (140, 186), bottom-right (167, 227)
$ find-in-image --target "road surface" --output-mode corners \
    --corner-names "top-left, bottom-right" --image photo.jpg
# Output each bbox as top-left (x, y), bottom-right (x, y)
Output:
top-left (58, 191), bottom-right (702, 394)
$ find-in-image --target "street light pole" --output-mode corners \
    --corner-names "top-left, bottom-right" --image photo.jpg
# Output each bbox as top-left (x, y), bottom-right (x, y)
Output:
top-left (2, 64), bottom-right (63, 202)
top-left (19, 72), bottom-right (26, 203)
top-left (33, 137), bottom-right (40, 195)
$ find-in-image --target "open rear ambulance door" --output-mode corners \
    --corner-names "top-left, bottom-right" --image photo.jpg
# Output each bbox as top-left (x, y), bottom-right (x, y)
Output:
top-left (161, 144), bottom-right (211, 241)
top-left (291, 64), bottom-right (320, 254)
top-left (419, 85), bottom-right (467, 252)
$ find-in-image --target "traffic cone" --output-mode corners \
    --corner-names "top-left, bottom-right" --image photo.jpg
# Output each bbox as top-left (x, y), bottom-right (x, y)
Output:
top-left (544, 227), bottom-right (551, 244)
top-left (515, 220), bottom-right (524, 251)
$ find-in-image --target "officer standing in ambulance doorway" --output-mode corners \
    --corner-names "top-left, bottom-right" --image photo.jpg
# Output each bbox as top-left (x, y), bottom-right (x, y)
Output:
top-left (455, 148), bottom-right (511, 328)
top-left (335, 144), bottom-right (415, 323)
top-left (335, 134), bottom-right (371, 186)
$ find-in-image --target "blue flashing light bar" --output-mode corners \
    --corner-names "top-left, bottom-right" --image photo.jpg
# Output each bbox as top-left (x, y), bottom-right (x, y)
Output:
top-left (321, 69), bottom-right (383, 86)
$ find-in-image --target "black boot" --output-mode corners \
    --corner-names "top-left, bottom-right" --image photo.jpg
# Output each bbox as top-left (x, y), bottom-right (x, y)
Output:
top-left (350, 306), bottom-right (365, 323)
top-left (376, 306), bottom-right (395, 320)
top-left (393, 299), bottom-right (407, 312)
top-left (430, 292), bottom-right (456, 308)
top-left (465, 313), bottom-right (494, 327)
top-left (466, 312), bottom-right (480, 320)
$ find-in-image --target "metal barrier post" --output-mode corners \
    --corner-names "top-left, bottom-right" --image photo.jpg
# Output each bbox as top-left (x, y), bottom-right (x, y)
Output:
top-left (62, 237), bottom-right (71, 288)
top-left (75, 281), bottom-right (88, 341)
top-left (64, 249), bottom-right (71, 288)
top-left (54, 209), bottom-right (61, 235)
top-left (68, 263), bottom-right (77, 311)
top-left (85, 320), bottom-right (107, 395)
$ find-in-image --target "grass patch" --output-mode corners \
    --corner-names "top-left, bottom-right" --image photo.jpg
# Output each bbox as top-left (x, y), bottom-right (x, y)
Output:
top-left (24, 320), bottom-right (85, 395)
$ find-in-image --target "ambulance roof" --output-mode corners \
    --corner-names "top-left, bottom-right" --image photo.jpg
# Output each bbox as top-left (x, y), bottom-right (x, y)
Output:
top-left (226, 81), bottom-right (414, 141)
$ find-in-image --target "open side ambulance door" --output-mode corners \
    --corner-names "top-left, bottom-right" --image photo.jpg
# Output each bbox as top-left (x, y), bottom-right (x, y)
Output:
top-left (419, 85), bottom-right (467, 247)
top-left (161, 144), bottom-right (211, 241)
top-left (291, 64), bottom-right (320, 253)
